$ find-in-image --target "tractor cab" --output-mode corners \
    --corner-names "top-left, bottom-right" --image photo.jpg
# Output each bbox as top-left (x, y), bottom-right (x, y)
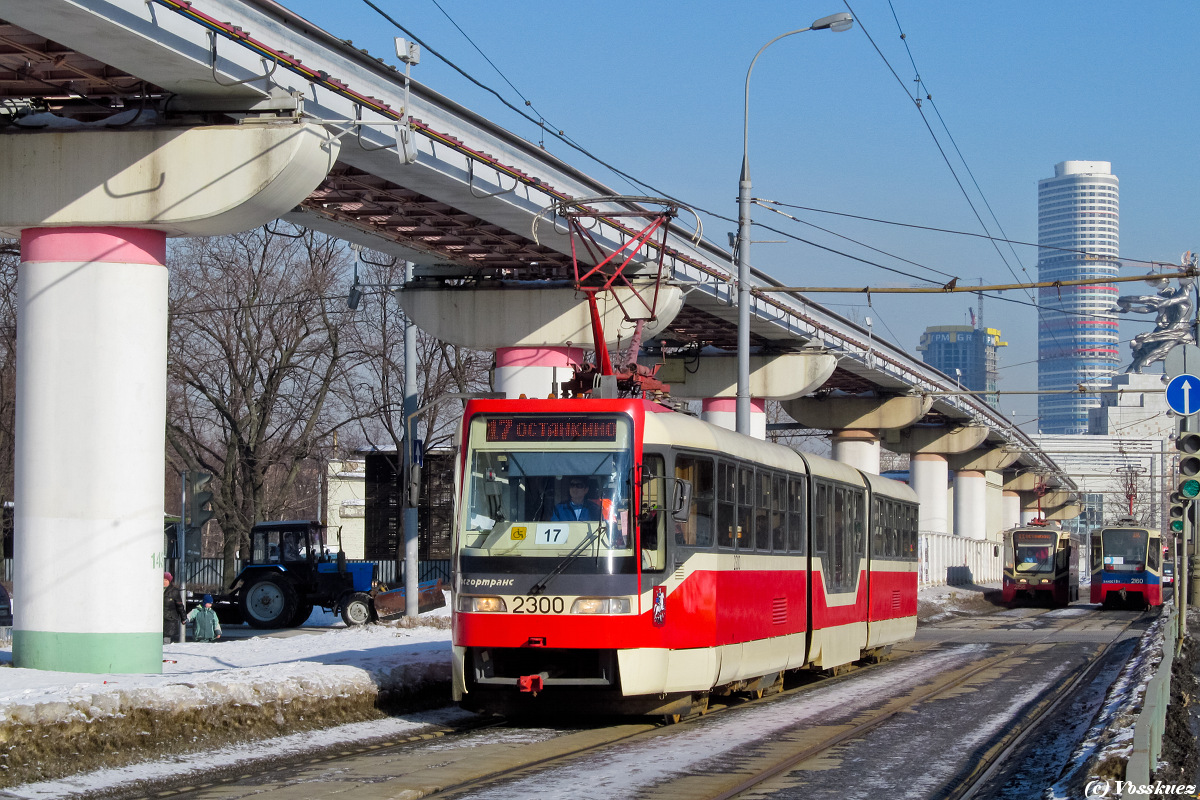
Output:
top-left (250, 521), bottom-right (327, 566)
top-left (231, 520), bottom-right (377, 628)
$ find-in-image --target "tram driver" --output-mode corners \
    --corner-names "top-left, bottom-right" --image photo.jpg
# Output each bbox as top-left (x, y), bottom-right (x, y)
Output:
top-left (552, 477), bottom-right (603, 522)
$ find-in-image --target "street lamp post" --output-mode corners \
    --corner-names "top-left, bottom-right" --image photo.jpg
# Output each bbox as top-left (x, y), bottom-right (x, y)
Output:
top-left (735, 12), bottom-right (853, 435)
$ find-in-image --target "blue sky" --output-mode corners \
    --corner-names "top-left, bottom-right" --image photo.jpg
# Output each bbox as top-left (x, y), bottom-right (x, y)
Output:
top-left (280, 0), bottom-right (1200, 429)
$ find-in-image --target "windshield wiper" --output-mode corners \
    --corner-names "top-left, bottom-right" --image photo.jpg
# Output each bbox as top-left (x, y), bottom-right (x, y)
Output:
top-left (529, 520), bottom-right (610, 595)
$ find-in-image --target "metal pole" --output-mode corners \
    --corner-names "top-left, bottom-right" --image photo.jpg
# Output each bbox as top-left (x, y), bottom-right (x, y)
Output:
top-left (735, 25), bottom-right (818, 436)
top-left (178, 470), bottom-right (187, 644)
top-left (402, 261), bottom-right (419, 617)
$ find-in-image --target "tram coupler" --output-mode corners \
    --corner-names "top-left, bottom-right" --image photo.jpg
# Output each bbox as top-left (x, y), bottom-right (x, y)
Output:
top-left (518, 674), bottom-right (546, 693)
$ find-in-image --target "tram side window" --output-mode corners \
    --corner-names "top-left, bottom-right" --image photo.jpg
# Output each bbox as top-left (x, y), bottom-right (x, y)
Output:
top-left (755, 472), bottom-right (772, 551)
top-left (1090, 533), bottom-right (1102, 571)
top-left (717, 460), bottom-right (737, 548)
top-left (1148, 539), bottom-right (1160, 571)
top-left (851, 490), bottom-right (865, 559)
top-left (889, 502), bottom-right (902, 558)
top-left (675, 455), bottom-right (714, 548)
top-left (772, 474), bottom-right (786, 552)
top-left (787, 477), bottom-right (806, 553)
top-left (904, 504), bottom-right (918, 561)
top-left (639, 454), bottom-right (667, 571)
top-left (871, 498), bottom-right (884, 557)
top-left (738, 467), bottom-right (754, 550)
top-left (813, 482), bottom-right (830, 555)
top-left (831, 487), bottom-right (848, 590)
top-left (874, 499), bottom-right (897, 559)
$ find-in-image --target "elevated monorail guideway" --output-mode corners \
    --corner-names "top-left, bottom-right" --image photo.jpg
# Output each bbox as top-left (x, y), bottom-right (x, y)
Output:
top-left (0, 0), bottom-right (1072, 483)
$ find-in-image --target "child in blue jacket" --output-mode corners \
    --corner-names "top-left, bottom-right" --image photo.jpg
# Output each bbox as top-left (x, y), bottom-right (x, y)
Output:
top-left (186, 595), bottom-right (223, 642)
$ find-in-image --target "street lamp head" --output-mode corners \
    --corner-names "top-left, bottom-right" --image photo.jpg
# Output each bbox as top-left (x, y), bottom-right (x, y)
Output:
top-left (812, 12), bottom-right (854, 32)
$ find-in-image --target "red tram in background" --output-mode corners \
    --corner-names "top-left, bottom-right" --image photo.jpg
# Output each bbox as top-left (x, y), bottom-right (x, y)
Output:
top-left (1001, 521), bottom-right (1078, 607)
top-left (451, 398), bottom-right (919, 719)
top-left (1090, 521), bottom-right (1163, 609)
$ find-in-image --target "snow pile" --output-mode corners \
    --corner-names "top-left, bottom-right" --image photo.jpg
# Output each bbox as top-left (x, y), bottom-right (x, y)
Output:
top-left (917, 583), bottom-right (1003, 624)
top-left (1047, 609), bottom-right (1169, 799)
top-left (0, 613), bottom-right (453, 788)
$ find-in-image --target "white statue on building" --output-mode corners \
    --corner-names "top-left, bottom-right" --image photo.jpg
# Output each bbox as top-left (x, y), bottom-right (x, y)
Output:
top-left (1116, 253), bottom-right (1197, 373)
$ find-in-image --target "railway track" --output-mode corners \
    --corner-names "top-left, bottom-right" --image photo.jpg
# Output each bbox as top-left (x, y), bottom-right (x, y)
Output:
top-left (118, 606), bottom-right (1146, 800)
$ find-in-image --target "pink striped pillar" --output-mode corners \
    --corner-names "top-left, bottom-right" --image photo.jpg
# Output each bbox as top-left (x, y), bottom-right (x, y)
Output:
top-left (14, 227), bottom-right (168, 673)
top-left (494, 346), bottom-right (585, 398)
top-left (702, 397), bottom-right (766, 439)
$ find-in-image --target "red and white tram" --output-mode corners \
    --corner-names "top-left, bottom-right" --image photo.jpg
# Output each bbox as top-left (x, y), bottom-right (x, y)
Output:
top-left (1000, 521), bottom-right (1078, 607)
top-left (1090, 522), bottom-right (1163, 609)
top-left (451, 397), bottom-right (919, 718)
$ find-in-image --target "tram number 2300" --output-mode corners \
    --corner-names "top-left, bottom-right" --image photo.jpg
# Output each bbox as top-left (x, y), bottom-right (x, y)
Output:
top-left (511, 595), bottom-right (566, 614)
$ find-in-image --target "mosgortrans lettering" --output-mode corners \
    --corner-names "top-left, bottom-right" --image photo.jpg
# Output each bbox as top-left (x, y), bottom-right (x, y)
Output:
top-left (462, 577), bottom-right (516, 588)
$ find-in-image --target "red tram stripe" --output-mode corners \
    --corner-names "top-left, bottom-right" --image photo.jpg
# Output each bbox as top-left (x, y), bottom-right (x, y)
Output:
top-left (455, 565), bottom-right (917, 650)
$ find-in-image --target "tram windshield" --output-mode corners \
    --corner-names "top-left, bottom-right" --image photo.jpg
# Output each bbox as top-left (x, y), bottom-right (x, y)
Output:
top-left (460, 414), bottom-right (634, 564)
top-left (1100, 527), bottom-right (1148, 571)
top-left (1013, 531), bottom-right (1056, 574)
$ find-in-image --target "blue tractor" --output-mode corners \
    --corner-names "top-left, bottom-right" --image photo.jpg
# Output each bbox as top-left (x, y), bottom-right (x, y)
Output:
top-left (228, 520), bottom-right (377, 628)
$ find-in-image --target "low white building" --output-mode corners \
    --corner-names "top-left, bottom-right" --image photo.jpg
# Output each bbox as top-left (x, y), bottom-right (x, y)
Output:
top-left (326, 458), bottom-right (367, 559)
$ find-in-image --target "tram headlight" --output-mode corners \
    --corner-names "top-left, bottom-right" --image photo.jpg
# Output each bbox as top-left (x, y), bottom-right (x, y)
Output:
top-left (571, 597), bottom-right (632, 614)
top-left (458, 595), bottom-right (507, 613)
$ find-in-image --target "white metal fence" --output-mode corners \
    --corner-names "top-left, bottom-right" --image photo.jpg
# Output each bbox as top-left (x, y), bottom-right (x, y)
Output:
top-left (918, 531), bottom-right (1001, 588)
top-left (8, 540), bottom-right (997, 593)
top-left (0, 557), bottom-right (450, 590)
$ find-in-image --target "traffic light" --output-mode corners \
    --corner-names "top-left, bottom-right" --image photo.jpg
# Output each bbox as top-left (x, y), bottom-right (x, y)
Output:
top-left (1178, 431), bottom-right (1200, 500)
top-left (1170, 491), bottom-right (1186, 534)
top-left (187, 471), bottom-right (214, 531)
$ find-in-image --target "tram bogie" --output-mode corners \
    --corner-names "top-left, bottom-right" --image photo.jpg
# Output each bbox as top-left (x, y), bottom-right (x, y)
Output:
top-left (451, 398), bottom-right (920, 718)
top-left (1090, 522), bottom-right (1163, 609)
top-left (1001, 522), bottom-right (1078, 607)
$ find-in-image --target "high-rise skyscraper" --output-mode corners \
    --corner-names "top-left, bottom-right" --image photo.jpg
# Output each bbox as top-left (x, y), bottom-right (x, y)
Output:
top-left (1037, 161), bottom-right (1120, 434)
top-left (917, 324), bottom-right (1007, 408)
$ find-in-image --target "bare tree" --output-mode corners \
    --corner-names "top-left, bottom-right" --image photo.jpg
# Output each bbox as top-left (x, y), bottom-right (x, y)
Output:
top-left (338, 253), bottom-right (492, 573)
top-left (166, 226), bottom-right (362, 586)
top-left (341, 253), bottom-right (492, 455)
top-left (0, 243), bottom-right (17, 557)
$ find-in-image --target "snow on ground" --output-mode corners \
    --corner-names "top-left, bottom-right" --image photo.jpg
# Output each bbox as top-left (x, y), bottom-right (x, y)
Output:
top-left (0, 603), bottom-right (451, 709)
top-left (0, 584), bottom-right (1173, 799)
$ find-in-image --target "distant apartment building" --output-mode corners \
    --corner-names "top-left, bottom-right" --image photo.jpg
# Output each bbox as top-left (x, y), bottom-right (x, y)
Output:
top-left (917, 324), bottom-right (1007, 408)
top-left (1037, 160), bottom-right (1120, 434)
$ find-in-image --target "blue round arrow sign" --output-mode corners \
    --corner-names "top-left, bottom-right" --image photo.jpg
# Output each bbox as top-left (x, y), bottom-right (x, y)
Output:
top-left (1166, 374), bottom-right (1200, 416)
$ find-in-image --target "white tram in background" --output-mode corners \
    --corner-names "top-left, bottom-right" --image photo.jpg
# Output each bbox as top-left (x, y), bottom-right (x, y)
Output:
top-left (451, 397), bottom-right (919, 719)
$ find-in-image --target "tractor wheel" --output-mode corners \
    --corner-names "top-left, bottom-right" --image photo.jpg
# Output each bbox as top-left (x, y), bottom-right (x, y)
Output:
top-left (289, 602), bottom-right (315, 627)
top-left (240, 574), bottom-right (299, 629)
top-left (341, 592), bottom-right (373, 626)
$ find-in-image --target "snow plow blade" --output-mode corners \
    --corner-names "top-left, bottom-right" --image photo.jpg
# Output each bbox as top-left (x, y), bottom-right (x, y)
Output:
top-left (373, 578), bottom-right (448, 620)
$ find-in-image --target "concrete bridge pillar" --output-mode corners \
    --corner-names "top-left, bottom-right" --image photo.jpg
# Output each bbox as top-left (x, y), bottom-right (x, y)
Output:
top-left (1, 123), bottom-right (338, 673)
top-left (947, 447), bottom-right (1021, 542)
top-left (887, 424), bottom-right (989, 536)
top-left (953, 470), bottom-right (987, 540)
top-left (656, 352), bottom-right (834, 441)
top-left (494, 346), bottom-right (585, 398)
top-left (1002, 490), bottom-right (1022, 530)
top-left (702, 397), bottom-right (765, 438)
top-left (911, 454), bottom-right (949, 534)
top-left (831, 429), bottom-right (880, 474)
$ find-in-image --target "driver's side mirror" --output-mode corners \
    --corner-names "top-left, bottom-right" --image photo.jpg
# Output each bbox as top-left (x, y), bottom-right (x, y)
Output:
top-left (671, 479), bottom-right (693, 523)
